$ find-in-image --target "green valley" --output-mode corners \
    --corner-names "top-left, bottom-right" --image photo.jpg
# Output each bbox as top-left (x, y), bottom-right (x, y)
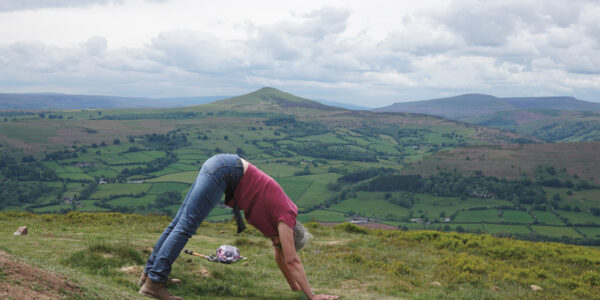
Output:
top-left (1, 88), bottom-right (599, 246)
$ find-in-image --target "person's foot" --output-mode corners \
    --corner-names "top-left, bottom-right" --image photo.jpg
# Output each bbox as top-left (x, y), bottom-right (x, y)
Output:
top-left (139, 272), bottom-right (182, 287)
top-left (139, 280), bottom-right (183, 300)
top-left (138, 271), bottom-right (148, 287)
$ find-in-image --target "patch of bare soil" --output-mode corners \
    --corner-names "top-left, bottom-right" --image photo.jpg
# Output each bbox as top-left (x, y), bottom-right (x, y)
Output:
top-left (0, 251), bottom-right (83, 300)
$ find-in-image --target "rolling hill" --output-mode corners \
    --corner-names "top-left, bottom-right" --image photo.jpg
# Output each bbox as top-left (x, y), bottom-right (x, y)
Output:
top-left (374, 94), bottom-right (600, 142)
top-left (0, 89), bottom-right (362, 110)
top-left (373, 94), bottom-right (600, 119)
top-left (461, 110), bottom-right (600, 142)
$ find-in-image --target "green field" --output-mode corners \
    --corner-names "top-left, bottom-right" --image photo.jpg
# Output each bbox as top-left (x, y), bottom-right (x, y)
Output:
top-left (330, 197), bottom-right (411, 219)
top-left (531, 210), bottom-right (565, 225)
top-left (297, 209), bottom-right (346, 223)
top-left (577, 227), bottom-right (600, 238)
top-left (453, 209), bottom-right (502, 223)
top-left (500, 210), bottom-right (534, 223)
top-left (90, 183), bottom-right (152, 199)
top-left (147, 182), bottom-right (189, 195)
top-left (146, 171), bottom-right (198, 183)
top-left (531, 225), bottom-right (583, 238)
top-left (555, 210), bottom-right (600, 225)
top-left (57, 172), bottom-right (95, 181)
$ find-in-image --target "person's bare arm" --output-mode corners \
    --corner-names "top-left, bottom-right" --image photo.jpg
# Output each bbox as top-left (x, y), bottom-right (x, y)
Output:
top-left (277, 222), bottom-right (338, 300)
top-left (272, 240), bottom-right (301, 291)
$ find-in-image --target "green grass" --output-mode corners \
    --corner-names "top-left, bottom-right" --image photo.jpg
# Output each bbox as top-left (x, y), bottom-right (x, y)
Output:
top-left (120, 152), bottom-right (159, 164)
top-left (532, 210), bottom-right (565, 225)
top-left (78, 200), bottom-right (111, 212)
top-left (168, 162), bottom-right (198, 171)
top-left (577, 227), bottom-right (600, 238)
top-left (146, 172), bottom-right (197, 184)
top-left (500, 210), bottom-right (534, 223)
top-left (86, 166), bottom-right (120, 178)
top-left (330, 197), bottom-right (410, 219)
top-left (147, 182), bottom-right (189, 195)
top-left (531, 225), bottom-right (583, 238)
top-left (453, 209), bottom-right (502, 223)
top-left (90, 183), bottom-right (152, 200)
top-left (276, 173), bottom-right (338, 209)
top-left (276, 177), bottom-right (312, 203)
top-left (298, 210), bottom-right (346, 223)
top-left (57, 172), bottom-right (95, 181)
top-left (255, 163), bottom-right (303, 178)
top-left (293, 173), bottom-right (338, 208)
top-left (447, 223), bottom-right (484, 232)
top-left (555, 210), bottom-right (600, 225)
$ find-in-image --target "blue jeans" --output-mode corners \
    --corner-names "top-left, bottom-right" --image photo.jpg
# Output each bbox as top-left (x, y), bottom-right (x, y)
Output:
top-left (144, 154), bottom-right (244, 282)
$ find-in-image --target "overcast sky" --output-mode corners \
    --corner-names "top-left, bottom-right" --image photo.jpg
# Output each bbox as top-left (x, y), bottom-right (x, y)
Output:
top-left (1, 0), bottom-right (599, 107)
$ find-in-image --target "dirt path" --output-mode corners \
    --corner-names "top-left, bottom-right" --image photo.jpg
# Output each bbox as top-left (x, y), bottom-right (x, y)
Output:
top-left (0, 250), bottom-right (83, 300)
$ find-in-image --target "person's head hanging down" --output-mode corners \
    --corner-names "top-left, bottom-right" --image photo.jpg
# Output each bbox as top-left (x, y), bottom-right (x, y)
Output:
top-left (139, 154), bottom-right (338, 300)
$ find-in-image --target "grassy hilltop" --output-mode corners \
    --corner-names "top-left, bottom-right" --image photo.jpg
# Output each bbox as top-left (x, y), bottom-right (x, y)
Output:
top-left (1, 87), bottom-right (600, 246)
top-left (1, 212), bottom-right (599, 299)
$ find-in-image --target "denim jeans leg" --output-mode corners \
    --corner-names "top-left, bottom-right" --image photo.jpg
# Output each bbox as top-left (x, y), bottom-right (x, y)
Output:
top-left (147, 170), bottom-right (225, 282)
top-left (144, 180), bottom-right (197, 273)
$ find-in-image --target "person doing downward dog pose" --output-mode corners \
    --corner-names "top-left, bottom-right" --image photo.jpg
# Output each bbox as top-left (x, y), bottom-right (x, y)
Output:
top-left (139, 154), bottom-right (339, 300)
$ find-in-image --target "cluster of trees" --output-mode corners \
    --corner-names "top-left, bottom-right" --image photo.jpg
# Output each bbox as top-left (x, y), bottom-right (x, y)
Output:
top-left (286, 142), bottom-right (378, 162)
top-left (152, 191), bottom-right (182, 208)
top-left (263, 116), bottom-right (329, 138)
top-left (364, 171), bottom-right (550, 204)
top-left (264, 116), bottom-right (296, 126)
top-left (0, 155), bottom-right (64, 209)
top-left (0, 178), bottom-right (52, 209)
top-left (533, 120), bottom-right (600, 142)
top-left (118, 152), bottom-right (177, 179)
top-left (140, 131), bottom-right (190, 150)
top-left (0, 155), bottom-right (58, 181)
top-left (44, 150), bottom-right (78, 161)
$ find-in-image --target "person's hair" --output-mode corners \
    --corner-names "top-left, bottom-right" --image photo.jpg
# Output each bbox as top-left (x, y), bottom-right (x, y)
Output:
top-left (293, 221), bottom-right (313, 251)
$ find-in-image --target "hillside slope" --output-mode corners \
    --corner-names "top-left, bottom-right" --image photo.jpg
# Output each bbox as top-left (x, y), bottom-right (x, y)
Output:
top-left (462, 110), bottom-right (600, 142)
top-left (374, 94), bottom-right (600, 119)
top-left (1, 212), bottom-right (599, 299)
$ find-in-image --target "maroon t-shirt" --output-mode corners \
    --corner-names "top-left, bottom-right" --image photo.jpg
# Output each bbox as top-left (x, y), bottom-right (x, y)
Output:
top-left (227, 163), bottom-right (297, 237)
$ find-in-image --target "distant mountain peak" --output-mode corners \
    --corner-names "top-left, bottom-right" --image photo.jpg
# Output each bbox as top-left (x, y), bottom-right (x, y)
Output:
top-left (211, 87), bottom-right (340, 112)
top-left (374, 94), bottom-right (600, 119)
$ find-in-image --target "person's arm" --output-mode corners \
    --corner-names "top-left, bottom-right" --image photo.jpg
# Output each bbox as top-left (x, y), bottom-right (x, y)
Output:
top-left (273, 241), bottom-right (301, 291)
top-left (276, 221), bottom-right (339, 300)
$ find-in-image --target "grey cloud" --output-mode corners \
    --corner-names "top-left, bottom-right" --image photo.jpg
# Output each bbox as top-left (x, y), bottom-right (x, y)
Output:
top-left (85, 36), bottom-right (108, 57)
top-left (436, 0), bottom-right (586, 47)
top-left (149, 30), bottom-right (248, 74)
top-left (301, 7), bottom-right (350, 40)
top-left (0, 0), bottom-right (123, 12)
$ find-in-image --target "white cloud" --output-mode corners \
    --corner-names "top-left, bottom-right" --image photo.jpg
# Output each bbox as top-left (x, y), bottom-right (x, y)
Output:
top-left (0, 0), bottom-right (599, 105)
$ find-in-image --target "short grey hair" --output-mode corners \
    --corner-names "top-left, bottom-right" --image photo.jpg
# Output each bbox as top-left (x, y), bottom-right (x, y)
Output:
top-left (293, 221), bottom-right (313, 251)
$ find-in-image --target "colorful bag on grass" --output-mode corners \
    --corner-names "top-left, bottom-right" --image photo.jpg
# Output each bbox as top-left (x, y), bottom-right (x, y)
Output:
top-left (210, 245), bottom-right (241, 264)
